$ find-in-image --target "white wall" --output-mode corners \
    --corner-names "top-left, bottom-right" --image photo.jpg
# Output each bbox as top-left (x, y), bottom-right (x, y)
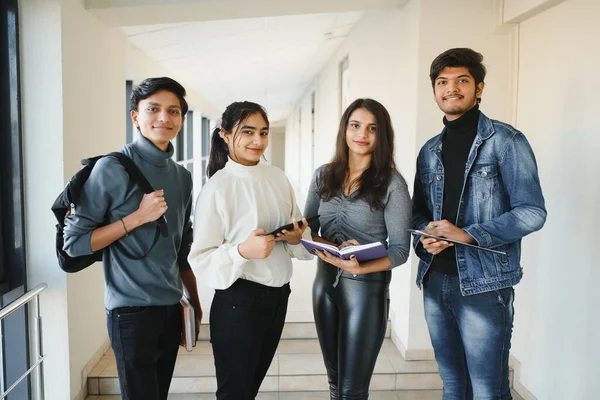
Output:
top-left (503, 0), bottom-right (566, 23)
top-left (20, 1), bottom-right (71, 398)
top-left (60, 1), bottom-right (128, 397)
top-left (511, 0), bottom-right (599, 398)
top-left (20, 1), bottom-right (219, 397)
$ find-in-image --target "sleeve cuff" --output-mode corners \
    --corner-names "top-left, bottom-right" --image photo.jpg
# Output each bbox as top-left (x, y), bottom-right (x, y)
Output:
top-left (228, 245), bottom-right (248, 269)
top-left (463, 225), bottom-right (490, 247)
top-left (63, 230), bottom-right (94, 257)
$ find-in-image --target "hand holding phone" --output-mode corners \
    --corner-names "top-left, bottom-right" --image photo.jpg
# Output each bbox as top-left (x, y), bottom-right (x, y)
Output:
top-left (268, 215), bottom-right (320, 236)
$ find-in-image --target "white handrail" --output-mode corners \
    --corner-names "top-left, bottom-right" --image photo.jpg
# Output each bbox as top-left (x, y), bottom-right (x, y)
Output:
top-left (0, 283), bottom-right (47, 399)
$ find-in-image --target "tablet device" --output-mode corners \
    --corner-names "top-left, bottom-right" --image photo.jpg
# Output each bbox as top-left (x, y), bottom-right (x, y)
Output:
top-left (407, 229), bottom-right (507, 255)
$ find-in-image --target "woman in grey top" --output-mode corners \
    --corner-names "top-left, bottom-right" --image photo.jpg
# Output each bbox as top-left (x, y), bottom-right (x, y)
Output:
top-left (304, 98), bottom-right (411, 400)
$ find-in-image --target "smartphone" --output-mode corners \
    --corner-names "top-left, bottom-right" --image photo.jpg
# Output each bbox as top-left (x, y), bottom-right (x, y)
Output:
top-left (268, 215), bottom-right (320, 236)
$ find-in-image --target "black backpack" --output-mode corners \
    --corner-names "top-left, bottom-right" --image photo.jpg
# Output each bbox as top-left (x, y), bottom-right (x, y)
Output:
top-left (52, 152), bottom-right (168, 273)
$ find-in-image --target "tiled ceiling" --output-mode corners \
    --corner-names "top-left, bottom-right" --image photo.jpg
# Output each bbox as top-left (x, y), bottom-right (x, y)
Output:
top-left (122, 12), bottom-right (363, 122)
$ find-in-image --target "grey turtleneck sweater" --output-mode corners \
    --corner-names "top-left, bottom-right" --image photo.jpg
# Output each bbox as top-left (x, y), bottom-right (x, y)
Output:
top-left (63, 136), bottom-right (193, 310)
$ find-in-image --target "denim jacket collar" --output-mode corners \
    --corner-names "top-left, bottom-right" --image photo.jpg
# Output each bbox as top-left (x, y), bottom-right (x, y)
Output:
top-left (428, 111), bottom-right (495, 153)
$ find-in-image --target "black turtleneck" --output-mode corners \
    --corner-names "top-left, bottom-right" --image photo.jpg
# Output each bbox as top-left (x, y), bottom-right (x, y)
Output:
top-left (430, 105), bottom-right (480, 276)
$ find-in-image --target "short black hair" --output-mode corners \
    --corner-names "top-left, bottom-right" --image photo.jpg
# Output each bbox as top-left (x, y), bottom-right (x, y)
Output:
top-left (130, 77), bottom-right (189, 115)
top-left (429, 48), bottom-right (486, 88)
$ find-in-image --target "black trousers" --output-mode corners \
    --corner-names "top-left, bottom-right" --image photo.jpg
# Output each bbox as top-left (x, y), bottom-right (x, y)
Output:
top-left (210, 278), bottom-right (291, 400)
top-left (313, 260), bottom-right (390, 400)
top-left (106, 303), bottom-right (181, 400)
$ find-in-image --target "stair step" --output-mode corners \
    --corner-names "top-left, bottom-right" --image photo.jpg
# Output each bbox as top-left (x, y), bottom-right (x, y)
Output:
top-left (198, 321), bottom-right (391, 340)
top-left (87, 337), bottom-right (511, 396)
top-left (88, 390), bottom-right (526, 399)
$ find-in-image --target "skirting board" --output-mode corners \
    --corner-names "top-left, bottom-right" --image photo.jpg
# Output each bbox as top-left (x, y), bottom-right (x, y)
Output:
top-left (72, 338), bottom-right (111, 400)
top-left (390, 328), bottom-right (435, 361)
top-left (509, 355), bottom-right (539, 400)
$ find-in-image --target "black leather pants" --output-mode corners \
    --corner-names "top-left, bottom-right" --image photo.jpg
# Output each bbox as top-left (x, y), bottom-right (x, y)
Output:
top-left (313, 260), bottom-right (390, 400)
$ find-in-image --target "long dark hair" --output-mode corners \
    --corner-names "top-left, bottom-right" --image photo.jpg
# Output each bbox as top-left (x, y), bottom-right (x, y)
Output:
top-left (317, 98), bottom-right (396, 210)
top-left (206, 101), bottom-right (269, 178)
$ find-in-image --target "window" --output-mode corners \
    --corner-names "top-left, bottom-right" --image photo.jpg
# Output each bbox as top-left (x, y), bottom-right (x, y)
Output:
top-left (339, 56), bottom-right (350, 116)
top-left (1, 0), bottom-right (30, 397)
top-left (125, 80), bottom-right (133, 143)
top-left (200, 117), bottom-right (210, 185)
top-left (311, 91), bottom-right (316, 171)
top-left (175, 110), bottom-right (195, 182)
top-left (297, 108), bottom-right (302, 192)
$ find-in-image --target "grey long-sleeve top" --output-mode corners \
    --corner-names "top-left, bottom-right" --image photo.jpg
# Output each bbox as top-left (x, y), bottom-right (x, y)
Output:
top-left (63, 136), bottom-right (193, 310)
top-left (304, 165), bottom-right (412, 270)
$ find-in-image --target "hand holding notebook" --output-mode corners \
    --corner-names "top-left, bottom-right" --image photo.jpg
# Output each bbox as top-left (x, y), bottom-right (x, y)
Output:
top-left (300, 239), bottom-right (387, 262)
top-left (180, 296), bottom-right (197, 352)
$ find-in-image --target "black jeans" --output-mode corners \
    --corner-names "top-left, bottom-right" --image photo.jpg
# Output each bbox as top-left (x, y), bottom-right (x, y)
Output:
top-left (313, 260), bottom-right (390, 400)
top-left (210, 278), bottom-right (291, 400)
top-left (106, 303), bottom-right (181, 400)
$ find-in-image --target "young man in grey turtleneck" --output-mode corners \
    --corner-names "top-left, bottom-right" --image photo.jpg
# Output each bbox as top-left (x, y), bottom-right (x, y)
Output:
top-left (63, 77), bottom-right (202, 400)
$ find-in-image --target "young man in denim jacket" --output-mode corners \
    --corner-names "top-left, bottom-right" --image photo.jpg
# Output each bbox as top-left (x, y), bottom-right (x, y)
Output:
top-left (412, 48), bottom-right (546, 400)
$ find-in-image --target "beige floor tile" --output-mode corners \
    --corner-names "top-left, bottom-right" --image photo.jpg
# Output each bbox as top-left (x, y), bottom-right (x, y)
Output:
top-left (396, 374), bottom-right (443, 390)
top-left (373, 354), bottom-right (396, 374)
top-left (279, 391), bottom-right (401, 399)
top-left (279, 375), bottom-right (329, 391)
top-left (277, 339), bottom-right (322, 354)
top-left (279, 353), bottom-right (327, 375)
top-left (281, 322), bottom-right (318, 339)
top-left (369, 392), bottom-right (402, 400)
top-left (256, 393), bottom-right (280, 400)
top-left (88, 378), bottom-right (99, 395)
top-left (386, 354), bottom-right (439, 374)
top-left (370, 374), bottom-right (397, 391)
top-left (285, 310), bottom-right (314, 323)
top-left (177, 340), bottom-right (213, 355)
top-left (397, 390), bottom-right (442, 400)
top-left (173, 355), bottom-right (216, 377)
top-left (260, 376), bottom-right (280, 392)
top-left (279, 392), bottom-right (327, 400)
top-left (169, 376), bottom-right (217, 393)
top-left (98, 378), bottom-right (120, 395)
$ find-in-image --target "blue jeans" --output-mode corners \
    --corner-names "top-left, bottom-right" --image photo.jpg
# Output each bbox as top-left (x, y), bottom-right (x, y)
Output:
top-left (423, 271), bottom-right (514, 400)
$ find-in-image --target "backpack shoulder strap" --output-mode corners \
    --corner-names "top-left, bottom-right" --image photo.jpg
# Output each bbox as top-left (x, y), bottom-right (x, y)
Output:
top-left (103, 152), bottom-right (168, 260)
top-left (106, 152), bottom-right (154, 194)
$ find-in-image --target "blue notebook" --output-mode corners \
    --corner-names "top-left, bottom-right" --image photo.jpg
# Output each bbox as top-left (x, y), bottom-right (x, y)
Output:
top-left (300, 239), bottom-right (387, 262)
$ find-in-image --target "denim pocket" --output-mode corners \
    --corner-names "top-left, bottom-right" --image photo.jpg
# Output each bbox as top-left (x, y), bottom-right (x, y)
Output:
top-left (494, 287), bottom-right (514, 308)
top-left (469, 163), bottom-right (498, 201)
top-left (493, 245), bottom-right (510, 271)
top-left (116, 306), bottom-right (148, 317)
top-left (420, 172), bottom-right (435, 205)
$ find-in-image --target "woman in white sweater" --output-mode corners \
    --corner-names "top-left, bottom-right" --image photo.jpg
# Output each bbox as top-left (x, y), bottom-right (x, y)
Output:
top-left (188, 101), bottom-right (313, 400)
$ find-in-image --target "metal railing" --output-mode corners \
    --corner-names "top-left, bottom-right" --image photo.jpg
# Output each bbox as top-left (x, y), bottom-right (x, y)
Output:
top-left (0, 283), bottom-right (47, 400)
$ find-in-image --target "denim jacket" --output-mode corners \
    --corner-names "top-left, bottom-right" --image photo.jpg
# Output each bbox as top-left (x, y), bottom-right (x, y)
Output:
top-left (412, 111), bottom-right (547, 295)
